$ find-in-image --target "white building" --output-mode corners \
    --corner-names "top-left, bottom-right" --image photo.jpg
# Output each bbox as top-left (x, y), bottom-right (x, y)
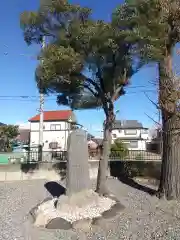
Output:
top-left (29, 110), bottom-right (76, 151)
top-left (111, 120), bottom-right (150, 150)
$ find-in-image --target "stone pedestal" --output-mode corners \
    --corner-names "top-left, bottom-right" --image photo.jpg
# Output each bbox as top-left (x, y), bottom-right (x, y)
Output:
top-left (66, 129), bottom-right (90, 196)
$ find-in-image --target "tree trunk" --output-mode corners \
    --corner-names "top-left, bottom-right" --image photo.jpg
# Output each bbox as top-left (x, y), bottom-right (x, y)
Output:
top-left (96, 120), bottom-right (111, 195)
top-left (158, 113), bottom-right (180, 199)
top-left (158, 55), bottom-right (180, 199)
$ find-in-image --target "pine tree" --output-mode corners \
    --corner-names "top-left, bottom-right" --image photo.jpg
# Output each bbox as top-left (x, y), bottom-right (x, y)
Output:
top-left (114, 0), bottom-right (180, 199)
top-left (20, 0), bottom-right (134, 195)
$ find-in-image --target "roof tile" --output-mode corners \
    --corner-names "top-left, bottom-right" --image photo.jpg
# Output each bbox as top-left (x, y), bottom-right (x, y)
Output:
top-left (29, 110), bottom-right (72, 122)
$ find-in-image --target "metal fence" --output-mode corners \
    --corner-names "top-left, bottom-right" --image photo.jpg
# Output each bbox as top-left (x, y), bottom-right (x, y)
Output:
top-left (0, 150), bottom-right (67, 164)
top-left (0, 148), bottom-right (163, 165)
top-left (109, 150), bottom-right (161, 161)
top-left (89, 149), bottom-right (162, 162)
top-left (0, 149), bottom-right (162, 164)
top-left (0, 150), bottom-right (162, 182)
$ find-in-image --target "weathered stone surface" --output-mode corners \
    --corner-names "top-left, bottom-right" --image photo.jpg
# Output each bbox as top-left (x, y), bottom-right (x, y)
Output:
top-left (57, 189), bottom-right (98, 209)
top-left (56, 189), bottom-right (115, 223)
top-left (91, 216), bottom-right (103, 226)
top-left (102, 202), bottom-right (124, 219)
top-left (66, 129), bottom-right (90, 196)
top-left (72, 219), bottom-right (92, 232)
top-left (29, 197), bottom-right (53, 223)
top-left (34, 211), bottom-right (54, 227)
top-left (46, 217), bottom-right (72, 230)
top-left (34, 198), bottom-right (58, 227)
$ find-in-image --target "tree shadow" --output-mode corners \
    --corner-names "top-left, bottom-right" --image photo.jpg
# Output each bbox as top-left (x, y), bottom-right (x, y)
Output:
top-left (109, 161), bottom-right (158, 196)
top-left (21, 162), bottom-right (39, 173)
top-left (44, 181), bottom-right (66, 198)
top-left (52, 162), bottom-right (66, 180)
top-left (118, 175), bottom-right (157, 196)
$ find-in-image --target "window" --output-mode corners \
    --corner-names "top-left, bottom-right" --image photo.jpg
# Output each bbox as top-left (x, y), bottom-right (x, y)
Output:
top-left (50, 124), bottom-right (61, 130)
top-left (55, 125), bottom-right (61, 130)
top-left (124, 129), bottom-right (137, 135)
top-left (129, 141), bottom-right (138, 148)
top-left (49, 142), bottom-right (58, 149)
top-left (50, 124), bottom-right (56, 130)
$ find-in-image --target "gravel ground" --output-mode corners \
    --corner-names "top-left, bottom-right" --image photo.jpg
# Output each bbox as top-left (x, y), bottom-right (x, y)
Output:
top-left (1, 179), bottom-right (180, 240)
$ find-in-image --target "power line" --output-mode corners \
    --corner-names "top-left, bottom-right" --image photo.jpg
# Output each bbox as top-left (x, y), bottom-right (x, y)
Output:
top-left (0, 89), bottom-right (157, 99)
top-left (0, 98), bottom-right (57, 102)
top-left (0, 90), bottom-right (157, 102)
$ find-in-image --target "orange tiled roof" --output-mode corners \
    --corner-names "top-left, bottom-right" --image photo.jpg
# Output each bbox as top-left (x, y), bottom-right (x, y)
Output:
top-left (29, 110), bottom-right (72, 122)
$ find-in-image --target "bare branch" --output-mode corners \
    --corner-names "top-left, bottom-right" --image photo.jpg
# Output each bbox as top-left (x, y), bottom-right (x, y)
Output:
top-left (144, 112), bottom-right (161, 126)
top-left (144, 91), bottom-right (160, 110)
top-left (84, 84), bottom-right (99, 98)
top-left (111, 85), bottom-right (123, 102)
top-left (111, 68), bottom-right (127, 102)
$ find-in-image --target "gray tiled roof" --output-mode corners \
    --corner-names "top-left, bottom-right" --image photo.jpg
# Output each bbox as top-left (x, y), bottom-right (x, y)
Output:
top-left (92, 138), bottom-right (103, 146)
top-left (113, 120), bottom-right (145, 129)
top-left (87, 133), bottom-right (95, 140)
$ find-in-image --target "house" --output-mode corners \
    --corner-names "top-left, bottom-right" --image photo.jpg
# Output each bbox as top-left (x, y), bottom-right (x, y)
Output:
top-left (29, 110), bottom-right (76, 151)
top-left (146, 127), bottom-right (162, 154)
top-left (92, 138), bottom-right (103, 146)
top-left (87, 133), bottom-right (95, 141)
top-left (111, 120), bottom-right (149, 150)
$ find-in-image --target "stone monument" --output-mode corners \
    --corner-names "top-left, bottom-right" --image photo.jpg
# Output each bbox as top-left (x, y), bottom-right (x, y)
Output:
top-left (66, 129), bottom-right (90, 196)
top-left (29, 129), bottom-right (117, 231)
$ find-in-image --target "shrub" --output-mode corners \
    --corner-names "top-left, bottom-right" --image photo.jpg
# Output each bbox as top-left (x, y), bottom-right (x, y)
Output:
top-left (110, 139), bottom-right (129, 159)
top-left (109, 161), bottom-right (161, 179)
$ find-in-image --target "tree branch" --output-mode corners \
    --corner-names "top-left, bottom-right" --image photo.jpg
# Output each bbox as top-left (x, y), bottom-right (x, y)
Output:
top-left (145, 112), bottom-right (161, 126)
top-left (111, 68), bottom-right (127, 102)
top-left (96, 66), bottom-right (106, 93)
top-left (144, 91), bottom-right (160, 110)
top-left (111, 85), bottom-right (123, 102)
top-left (84, 84), bottom-right (99, 98)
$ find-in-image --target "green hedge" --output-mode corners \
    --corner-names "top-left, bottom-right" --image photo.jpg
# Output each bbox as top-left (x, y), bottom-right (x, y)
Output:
top-left (109, 161), bottom-right (161, 179)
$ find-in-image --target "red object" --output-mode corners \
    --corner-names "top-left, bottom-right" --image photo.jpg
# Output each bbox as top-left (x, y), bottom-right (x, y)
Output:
top-left (29, 110), bottom-right (72, 122)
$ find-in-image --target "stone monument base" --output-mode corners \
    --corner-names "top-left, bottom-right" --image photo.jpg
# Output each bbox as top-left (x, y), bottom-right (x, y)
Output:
top-left (29, 189), bottom-right (123, 231)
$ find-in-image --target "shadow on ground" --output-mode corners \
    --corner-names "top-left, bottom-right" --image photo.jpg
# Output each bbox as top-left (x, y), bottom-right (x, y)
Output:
top-left (118, 175), bottom-right (157, 196)
top-left (21, 162), bottom-right (39, 173)
top-left (44, 181), bottom-right (66, 197)
top-left (109, 161), bottom-right (157, 196)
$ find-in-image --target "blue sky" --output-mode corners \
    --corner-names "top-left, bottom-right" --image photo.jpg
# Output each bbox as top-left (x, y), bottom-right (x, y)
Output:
top-left (0, 0), bottom-right (163, 137)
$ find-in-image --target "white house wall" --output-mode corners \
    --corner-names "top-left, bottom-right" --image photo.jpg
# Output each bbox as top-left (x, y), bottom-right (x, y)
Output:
top-left (30, 121), bottom-right (70, 131)
top-left (111, 129), bottom-right (149, 151)
top-left (30, 121), bottom-right (70, 151)
top-left (112, 129), bottom-right (149, 139)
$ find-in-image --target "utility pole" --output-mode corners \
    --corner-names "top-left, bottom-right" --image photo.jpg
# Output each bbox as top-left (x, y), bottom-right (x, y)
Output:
top-left (38, 37), bottom-right (45, 161)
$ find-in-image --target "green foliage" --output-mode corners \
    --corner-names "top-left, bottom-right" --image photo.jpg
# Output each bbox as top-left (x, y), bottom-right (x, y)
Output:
top-left (0, 125), bottom-right (19, 152)
top-left (0, 125), bottom-right (19, 140)
top-left (113, 0), bottom-right (180, 116)
top-left (113, 0), bottom-right (180, 63)
top-left (111, 138), bottom-right (129, 159)
top-left (20, 0), bottom-right (134, 114)
top-left (110, 160), bottom-right (161, 179)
